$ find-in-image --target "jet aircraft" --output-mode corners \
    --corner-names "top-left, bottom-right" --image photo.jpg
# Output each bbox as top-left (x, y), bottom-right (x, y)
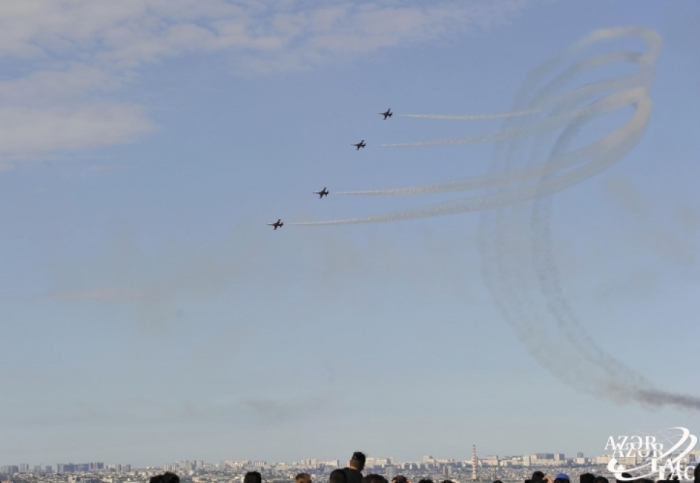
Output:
top-left (352, 140), bottom-right (366, 150)
top-left (314, 187), bottom-right (329, 198)
top-left (267, 219), bottom-right (283, 230)
top-left (379, 108), bottom-right (392, 120)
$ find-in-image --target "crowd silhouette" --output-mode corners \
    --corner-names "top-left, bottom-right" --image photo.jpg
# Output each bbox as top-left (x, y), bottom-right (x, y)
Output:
top-left (148, 452), bottom-right (700, 483)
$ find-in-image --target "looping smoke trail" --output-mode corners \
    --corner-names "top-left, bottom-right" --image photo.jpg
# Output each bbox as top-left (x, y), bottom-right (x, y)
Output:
top-left (295, 27), bottom-right (700, 411)
top-left (378, 85), bottom-right (645, 148)
top-left (340, 89), bottom-right (646, 196)
top-left (295, 93), bottom-right (649, 226)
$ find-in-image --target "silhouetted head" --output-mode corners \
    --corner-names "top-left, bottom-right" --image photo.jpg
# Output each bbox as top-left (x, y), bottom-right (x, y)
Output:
top-left (150, 473), bottom-right (180, 483)
top-left (350, 453), bottom-right (366, 471)
top-left (580, 473), bottom-right (595, 483)
top-left (363, 475), bottom-right (388, 483)
top-left (392, 476), bottom-right (407, 483)
top-left (695, 465), bottom-right (700, 483)
top-left (330, 470), bottom-right (347, 483)
top-left (244, 472), bottom-right (262, 483)
top-left (296, 473), bottom-right (311, 483)
top-left (493, 480), bottom-right (503, 483)
top-left (532, 472), bottom-right (545, 482)
top-left (593, 477), bottom-right (609, 483)
top-left (417, 479), bottom-right (433, 483)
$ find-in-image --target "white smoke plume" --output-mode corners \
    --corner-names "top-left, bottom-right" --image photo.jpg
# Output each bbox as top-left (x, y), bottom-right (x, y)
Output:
top-left (398, 109), bottom-right (538, 121)
top-left (294, 27), bottom-right (700, 411)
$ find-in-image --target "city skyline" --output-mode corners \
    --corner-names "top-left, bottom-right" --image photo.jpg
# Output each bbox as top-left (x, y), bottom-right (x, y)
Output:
top-left (6, 448), bottom-right (700, 472)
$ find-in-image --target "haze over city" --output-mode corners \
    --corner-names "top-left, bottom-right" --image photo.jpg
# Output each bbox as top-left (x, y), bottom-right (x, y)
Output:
top-left (1, 0), bottom-right (699, 470)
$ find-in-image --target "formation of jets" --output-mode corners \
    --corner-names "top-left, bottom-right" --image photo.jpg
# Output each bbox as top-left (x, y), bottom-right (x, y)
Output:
top-left (269, 108), bottom-right (392, 229)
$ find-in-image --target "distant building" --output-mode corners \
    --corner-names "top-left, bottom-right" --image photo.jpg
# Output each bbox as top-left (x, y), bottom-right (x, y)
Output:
top-left (366, 458), bottom-right (392, 468)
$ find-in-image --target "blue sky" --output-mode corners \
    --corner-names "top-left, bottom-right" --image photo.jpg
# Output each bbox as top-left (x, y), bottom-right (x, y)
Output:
top-left (1, 0), bottom-right (700, 468)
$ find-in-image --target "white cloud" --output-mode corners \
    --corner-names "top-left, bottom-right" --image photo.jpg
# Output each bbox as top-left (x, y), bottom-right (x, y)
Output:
top-left (0, 101), bottom-right (153, 167)
top-left (0, 0), bottom-right (535, 164)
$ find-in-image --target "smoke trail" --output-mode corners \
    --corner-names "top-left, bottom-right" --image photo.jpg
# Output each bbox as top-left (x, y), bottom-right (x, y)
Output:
top-left (339, 90), bottom-right (646, 196)
top-left (378, 86), bottom-right (644, 148)
top-left (480, 28), bottom-right (700, 411)
top-left (296, 27), bottom-right (700, 411)
top-left (398, 109), bottom-right (538, 121)
top-left (395, 51), bottom-right (640, 124)
top-left (295, 92), bottom-right (649, 226)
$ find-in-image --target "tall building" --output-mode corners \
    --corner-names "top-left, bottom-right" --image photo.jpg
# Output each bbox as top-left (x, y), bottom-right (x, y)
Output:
top-left (472, 445), bottom-right (477, 481)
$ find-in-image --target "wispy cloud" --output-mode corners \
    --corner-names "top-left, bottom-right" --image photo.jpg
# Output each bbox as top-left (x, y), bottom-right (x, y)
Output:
top-left (0, 0), bottom-right (536, 164)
